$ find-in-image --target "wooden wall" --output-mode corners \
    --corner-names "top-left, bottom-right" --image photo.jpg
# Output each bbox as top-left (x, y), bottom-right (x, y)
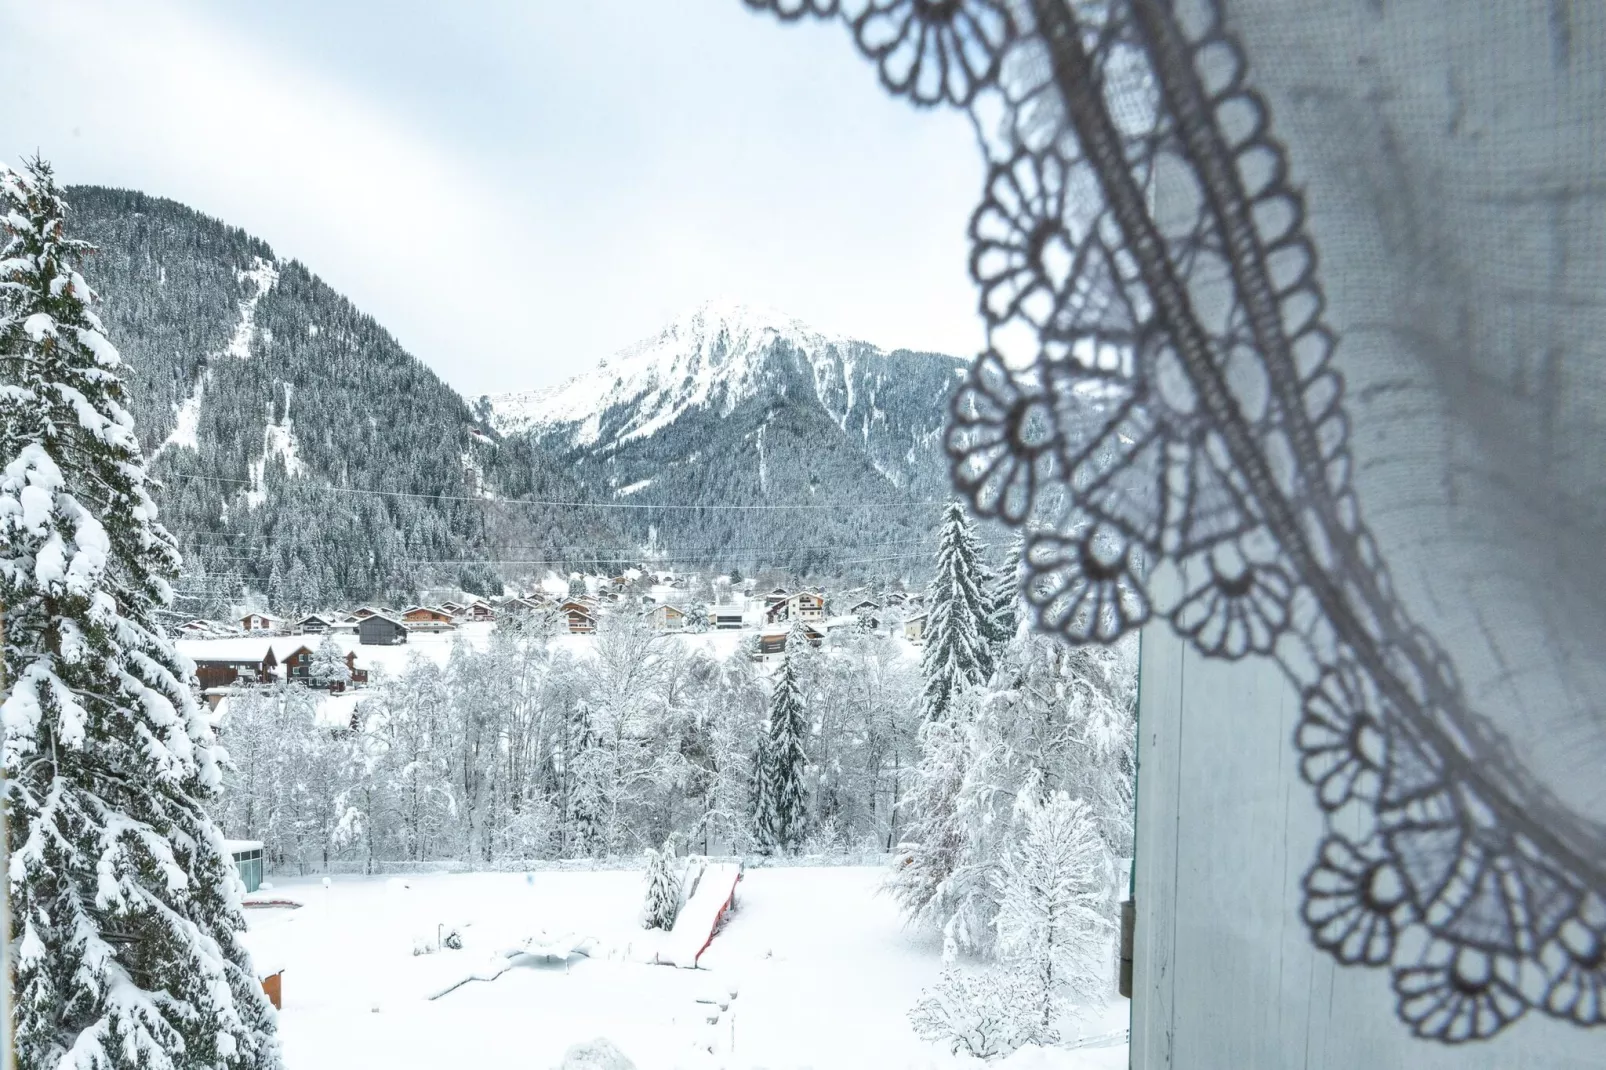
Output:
top-left (1129, 570), bottom-right (1604, 1067)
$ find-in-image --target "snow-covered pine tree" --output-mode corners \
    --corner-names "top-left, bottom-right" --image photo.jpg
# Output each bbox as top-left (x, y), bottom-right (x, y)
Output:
top-left (993, 791), bottom-right (1115, 1027)
top-left (757, 643), bottom-right (810, 854)
top-left (749, 703), bottom-right (776, 854)
top-left (984, 534), bottom-right (1023, 659)
top-left (0, 159), bottom-right (280, 1068)
top-left (307, 632), bottom-right (350, 689)
top-left (567, 572), bottom-right (586, 599)
top-left (563, 699), bottom-right (606, 857)
top-left (641, 835), bottom-right (681, 930)
top-left (920, 501), bottom-right (995, 721)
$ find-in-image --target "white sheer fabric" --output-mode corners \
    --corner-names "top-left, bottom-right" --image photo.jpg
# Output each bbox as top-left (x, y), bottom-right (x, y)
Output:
top-left (746, 0), bottom-right (1605, 1043)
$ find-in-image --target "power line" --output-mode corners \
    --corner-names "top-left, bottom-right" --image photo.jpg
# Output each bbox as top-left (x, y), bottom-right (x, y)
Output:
top-left (163, 472), bottom-right (947, 513)
top-left (172, 533), bottom-right (934, 556)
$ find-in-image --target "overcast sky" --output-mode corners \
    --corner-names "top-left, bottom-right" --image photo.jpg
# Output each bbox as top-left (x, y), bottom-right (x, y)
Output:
top-left (0, 0), bottom-right (984, 397)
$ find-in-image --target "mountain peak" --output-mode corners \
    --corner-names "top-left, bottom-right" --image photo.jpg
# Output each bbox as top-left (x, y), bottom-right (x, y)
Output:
top-left (657, 297), bottom-right (841, 348)
top-left (485, 299), bottom-right (859, 443)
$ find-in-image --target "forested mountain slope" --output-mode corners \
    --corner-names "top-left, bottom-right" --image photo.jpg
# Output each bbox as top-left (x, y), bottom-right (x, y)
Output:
top-left (484, 301), bottom-right (968, 574)
top-left (67, 187), bottom-right (971, 603)
top-left (69, 186), bottom-right (618, 611)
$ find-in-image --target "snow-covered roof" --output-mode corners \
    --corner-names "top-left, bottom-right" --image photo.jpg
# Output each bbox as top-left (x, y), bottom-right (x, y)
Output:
top-left (176, 637), bottom-right (313, 664)
top-left (223, 839), bottom-right (264, 854)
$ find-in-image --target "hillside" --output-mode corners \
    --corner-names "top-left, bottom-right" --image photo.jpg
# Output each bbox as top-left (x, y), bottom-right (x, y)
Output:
top-left (482, 300), bottom-right (967, 573)
top-left (68, 186), bottom-right (620, 612)
top-left (66, 187), bottom-right (971, 602)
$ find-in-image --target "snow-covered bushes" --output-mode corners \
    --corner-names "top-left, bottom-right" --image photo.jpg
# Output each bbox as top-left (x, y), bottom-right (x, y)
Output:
top-left (993, 792), bottom-right (1116, 1026)
top-left (890, 631), bottom-right (1136, 957)
top-left (909, 967), bottom-right (1055, 1058)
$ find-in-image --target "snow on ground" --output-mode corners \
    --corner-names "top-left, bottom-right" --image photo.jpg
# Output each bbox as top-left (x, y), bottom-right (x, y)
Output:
top-left (245, 867), bottom-right (1127, 1070)
top-left (227, 256), bottom-right (279, 359)
top-left (158, 373), bottom-right (206, 455)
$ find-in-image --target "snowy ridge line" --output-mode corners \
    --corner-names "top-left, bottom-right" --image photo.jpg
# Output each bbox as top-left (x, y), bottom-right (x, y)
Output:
top-left (163, 471), bottom-right (943, 511)
top-left (486, 298), bottom-right (865, 442)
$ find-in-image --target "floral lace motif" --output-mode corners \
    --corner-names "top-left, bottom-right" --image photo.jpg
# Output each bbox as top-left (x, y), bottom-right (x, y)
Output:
top-left (747, 0), bottom-right (1606, 1042)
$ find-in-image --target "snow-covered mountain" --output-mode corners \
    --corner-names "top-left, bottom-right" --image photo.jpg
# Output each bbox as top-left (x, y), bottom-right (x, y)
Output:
top-left (479, 300), bottom-right (968, 571)
top-left (484, 299), bottom-right (966, 489)
top-left (489, 301), bottom-right (867, 443)
top-left (70, 181), bottom-right (968, 590)
top-left (67, 186), bottom-right (622, 609)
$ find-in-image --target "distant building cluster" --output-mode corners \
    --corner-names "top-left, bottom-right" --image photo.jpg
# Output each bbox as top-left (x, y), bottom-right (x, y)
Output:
top-left (174, 575), bottom-right (929, 708)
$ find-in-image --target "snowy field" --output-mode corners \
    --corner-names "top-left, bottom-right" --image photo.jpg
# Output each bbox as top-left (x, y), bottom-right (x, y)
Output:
top-left (244, 866), bottom-right (1128, 1070)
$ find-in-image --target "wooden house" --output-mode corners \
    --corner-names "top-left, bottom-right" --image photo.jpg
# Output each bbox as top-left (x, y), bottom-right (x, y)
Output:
top-left (179, 619), bottom-right (216, 634)
top-left (239, 612), bottom-right (281, 633)
top-left (179, 636), bottom-right (315, 690)
top-left (848, 599), bottom-right (881, 628)
top-left (401, 606), bottom-right (456, 632)
top-left (755, 623), bottom-right (824, 658)
top-left (278, 644), bottom-right (315, 685)
top-left (558, 600), bottom-right (597, 634)
top-left (764, 590), bottom-right (826, 625)
top-left (438, 600), bottom-right (466, 616)
top-left (501, 596), bottom-right (540, 614)
top-left (462, 599), bottom-right (495, 621)
top-left (187, 647), bottom-right (277, 690)
top-left (794, 591), bottom-right (825, 621)
top-left (764, 587), bottom-right (791, 610)
top-left (648, 604), bottom-right (686, 631)
top-left (271, 643), bottom-right (363, 689)
top-left (358, 614), bottom-right (408, 646)
top-left (294, 614), bottom-right (333, 635)
top-left (903, 611), bottom-right (927, 644)
top-left (343, 607), bottom-right (381, 623)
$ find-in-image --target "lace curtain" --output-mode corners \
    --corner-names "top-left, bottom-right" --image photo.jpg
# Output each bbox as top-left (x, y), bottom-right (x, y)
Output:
top-left (745, 0), bottom-right (1606, 1044)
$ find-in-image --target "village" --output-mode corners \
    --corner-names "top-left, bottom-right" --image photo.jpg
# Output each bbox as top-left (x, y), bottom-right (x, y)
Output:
top-left (174, 572), bottom-right (932, 712)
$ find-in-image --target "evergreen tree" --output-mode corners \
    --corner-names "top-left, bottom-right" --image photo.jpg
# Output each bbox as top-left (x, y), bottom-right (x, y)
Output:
top-left (563, 699), bottom-right (605, 856)
top-left (0, 159), bottom-right (280, 1068)
top-left (749, 706), bottom-right (776, 854)
top-left (567, 573), bottom-right (586, 599)
top-left (307, 633), bottom-right (350, 689)
top-left (641, 835), bottom-right (681, 930)
top-left (984, 534), bottom-right (1023, 659)
top-left (757, 643), bottom-right (810, 854)
top-left (920, 501), bottom-right (995, 721)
